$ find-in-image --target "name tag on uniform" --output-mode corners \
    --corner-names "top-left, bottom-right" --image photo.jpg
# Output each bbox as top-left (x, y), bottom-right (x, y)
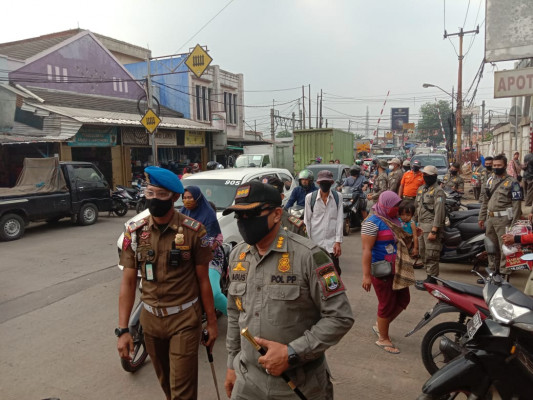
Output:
top-left (146, 263), bottom-right (154, 281)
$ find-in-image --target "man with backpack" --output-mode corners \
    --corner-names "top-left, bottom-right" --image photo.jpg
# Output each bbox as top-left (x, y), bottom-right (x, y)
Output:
top-left (304, 170), bottom-right (344, 274)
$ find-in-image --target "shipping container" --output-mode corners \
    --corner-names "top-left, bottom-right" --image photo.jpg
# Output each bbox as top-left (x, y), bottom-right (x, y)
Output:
top-left (293, 129), bottom-right (354, 173)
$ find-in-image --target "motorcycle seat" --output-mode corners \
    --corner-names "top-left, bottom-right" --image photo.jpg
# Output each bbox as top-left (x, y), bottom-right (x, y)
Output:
top-left (443, 228), bottom-right (459, 242)
top-left (459, 223), bottom-right (483, 238)
top-left (441, 279), bottom-right (483, 298)
top-left (466, 203), bottom-right (481, 210)
top-left (449, 210), bottom-right (479, 221)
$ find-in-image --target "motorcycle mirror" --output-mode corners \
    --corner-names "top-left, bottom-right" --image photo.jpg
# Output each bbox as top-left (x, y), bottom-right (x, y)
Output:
top-left (520, 253), bottom-right (533, 261)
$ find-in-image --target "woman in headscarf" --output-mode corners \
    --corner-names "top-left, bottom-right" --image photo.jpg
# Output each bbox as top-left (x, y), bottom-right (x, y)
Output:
top-left (361, 191), bottom-right (411, 354)
top-left (181, 186), bottom-right (227, 315)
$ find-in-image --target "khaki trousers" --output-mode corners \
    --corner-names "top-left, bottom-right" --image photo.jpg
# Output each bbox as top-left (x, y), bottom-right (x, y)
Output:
top-left (485, 216), bottom-right (511, 275)
top-left (419, 225), bottom-right (443, 277)
top-left (140, 302), bottom-right (202, 400)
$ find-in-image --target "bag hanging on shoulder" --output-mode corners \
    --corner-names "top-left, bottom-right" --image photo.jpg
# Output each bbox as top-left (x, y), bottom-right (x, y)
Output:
top-left (370, 260), bottom-right (392, 278)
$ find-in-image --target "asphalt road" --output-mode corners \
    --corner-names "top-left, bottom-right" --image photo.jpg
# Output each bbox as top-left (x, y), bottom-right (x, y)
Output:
top-left (0, 211), bottom-right (530, 400)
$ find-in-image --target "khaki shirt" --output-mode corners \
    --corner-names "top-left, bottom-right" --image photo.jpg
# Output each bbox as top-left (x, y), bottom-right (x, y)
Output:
top-left (387, 169), bottom-right (403, 193)
top-left (226, 227), bottom-right (354, 380)
top-left (414, 183), bottom-right (446, 230)
top-left (479, 173), bottom-right (522, 224)
top-left (442, 174), bottom-right (464, 192)
top-left (281, 210), bottom-right (307, 237)
top-left (479, 169), bottom-right (493, 203)
top-left (371, 171), bottom-right (389, 200)
top-left (119, 211), bottom-right (213, 308)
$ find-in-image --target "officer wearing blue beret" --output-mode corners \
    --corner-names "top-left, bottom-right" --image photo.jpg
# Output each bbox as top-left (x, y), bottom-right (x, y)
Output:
top-left (117, 166), bottom-right (217, 400)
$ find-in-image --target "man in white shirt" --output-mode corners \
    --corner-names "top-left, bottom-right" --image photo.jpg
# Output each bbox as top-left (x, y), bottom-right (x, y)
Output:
top-left (304, 170), bottom-right (344, 274)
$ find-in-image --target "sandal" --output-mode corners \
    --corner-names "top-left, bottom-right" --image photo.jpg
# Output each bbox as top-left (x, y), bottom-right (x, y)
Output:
top-left (372, 325), bottom-right (380, 338)
top-left (375, 341), bottom-right (400, 354)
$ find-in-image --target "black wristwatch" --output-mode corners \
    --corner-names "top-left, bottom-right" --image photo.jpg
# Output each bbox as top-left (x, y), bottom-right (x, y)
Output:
top-left (287, 345), bottom-right (299, 366)
top-left (115, 327), bottom-right (129, 337)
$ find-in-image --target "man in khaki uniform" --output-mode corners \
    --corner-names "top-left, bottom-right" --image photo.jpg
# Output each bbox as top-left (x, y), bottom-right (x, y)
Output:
top-left (442, 162), bottom-right (464, 194)
top-left (367, 159), bottom-right (389, 202)
top-left (223, 181), bottom-right (354, 400)
top-left (478, 154), bottom-right (522, 275)
top-left (117, 167), bottom-right (217, 400)
top-left (471, 160), bottom-right (485, 200)
top-left (261, 175), bottom-right (307, 237)
top-left (387, 158), bottom-right (403, 193)
top-left (479, 156), bottom-right (493, 202)
top-left (414, 165), bottom-right (446, 288)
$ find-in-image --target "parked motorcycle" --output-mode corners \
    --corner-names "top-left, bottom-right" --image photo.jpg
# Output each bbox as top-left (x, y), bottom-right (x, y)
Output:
top-left (418, 269), bottom-right (533, 399)
top-left (288, 205), bottom-right (304, 220)
top-left (406, 275), bottom-right (490, 374)
top-left (111, 189), bottom-right (129, 217)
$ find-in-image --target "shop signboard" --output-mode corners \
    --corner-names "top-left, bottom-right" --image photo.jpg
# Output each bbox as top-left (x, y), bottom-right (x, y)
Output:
top-left (391, 108), bottom-right (409, 132)
top-left (68, 127), bottom-right (117, 147)
top-left (122, 127), bottom-right (149, 145)
top-left (184, 130), bottom-right (206, 147)
top-left (148, 131), bottom-right (177, 146)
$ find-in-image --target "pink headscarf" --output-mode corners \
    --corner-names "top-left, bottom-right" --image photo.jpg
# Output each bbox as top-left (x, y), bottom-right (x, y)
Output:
top-left (372, 190), bottom-right (402, 226)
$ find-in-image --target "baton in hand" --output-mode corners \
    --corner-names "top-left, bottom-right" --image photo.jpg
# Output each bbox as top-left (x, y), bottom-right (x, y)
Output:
top-left (202, 329), bottom-right (221, 400)
top-left (240, 327), bottom-right (307, 400)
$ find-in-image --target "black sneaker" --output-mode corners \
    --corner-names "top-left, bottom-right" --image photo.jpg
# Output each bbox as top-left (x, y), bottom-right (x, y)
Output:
top-left (415, 276), bottom-right (437, 291)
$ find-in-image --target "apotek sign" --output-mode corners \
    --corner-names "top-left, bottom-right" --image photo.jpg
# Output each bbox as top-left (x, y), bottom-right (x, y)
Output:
top-left (494, 67), bottom-right (533, 98)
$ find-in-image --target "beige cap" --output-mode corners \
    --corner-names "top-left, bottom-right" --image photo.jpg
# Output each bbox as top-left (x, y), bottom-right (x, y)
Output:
top-left (403, 160), bottom-right (411, 166)
top-left (388, 158), bottom-right (401, 165)
top-left (422, 165), bottom-right (438, 175)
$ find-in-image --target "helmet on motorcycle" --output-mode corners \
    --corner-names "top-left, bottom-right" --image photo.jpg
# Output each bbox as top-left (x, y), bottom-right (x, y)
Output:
top-left (350, 166), bottom-right (361, 176)
top-left (355, 160), bottom-right (363, 165)
top-left (297, 169), bottom-right (314, 182)
top-left (206, 161), bottom-right (219, 170)
top-left (216, 163), bottom-right (224, 169)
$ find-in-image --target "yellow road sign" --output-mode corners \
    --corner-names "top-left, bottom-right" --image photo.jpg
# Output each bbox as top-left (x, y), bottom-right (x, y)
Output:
top-left (141, 109), bottom-right (161, 134)
top-left (185, 44), bottom-right (213, 78)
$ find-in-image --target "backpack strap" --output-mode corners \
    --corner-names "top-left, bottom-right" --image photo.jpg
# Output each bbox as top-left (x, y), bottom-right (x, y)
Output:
top-left (310, 190), bottom-right (339, 213)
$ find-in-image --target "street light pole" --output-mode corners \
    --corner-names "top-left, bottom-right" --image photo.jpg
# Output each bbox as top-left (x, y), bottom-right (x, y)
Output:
top-left (423, 83), bottom-right (455, 162)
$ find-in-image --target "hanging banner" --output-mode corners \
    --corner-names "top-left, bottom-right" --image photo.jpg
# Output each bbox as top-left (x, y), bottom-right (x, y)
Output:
top-left (122, 127), bottom-right (149, 145)
top-left (184, 130), bottom-right (206, 147)
top-left (68, 126), bottom-right (117, 147)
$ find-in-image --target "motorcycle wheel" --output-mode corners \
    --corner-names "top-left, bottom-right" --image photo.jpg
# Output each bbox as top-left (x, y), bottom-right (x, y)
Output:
top-left (421, 321), bottom-right (467, 375)
top-left (120, 324), bottom-right (148, 373)
top-left (343, 218), bottom-right (350, 236)
top-left (417, 391), bottom-right (492, 400)
top-left (113, 200), bottom-right (128, 217)
top-left (136, 199), bottom-right (147, 214)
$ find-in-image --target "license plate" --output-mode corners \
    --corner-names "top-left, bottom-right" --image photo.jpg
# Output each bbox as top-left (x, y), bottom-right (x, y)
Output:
top-left (466, 311), bottom-right (482, 339)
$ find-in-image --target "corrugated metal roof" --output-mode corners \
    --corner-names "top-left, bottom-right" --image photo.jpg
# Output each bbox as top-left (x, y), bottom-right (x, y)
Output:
top-left (24, 86), bottom-right (184, 118)
top-left (31, 104), bottom-right (218, 131)
top-left (0, 29), bottom-right (81, 60)
top-left (0, 116), bottom-right (82, 144)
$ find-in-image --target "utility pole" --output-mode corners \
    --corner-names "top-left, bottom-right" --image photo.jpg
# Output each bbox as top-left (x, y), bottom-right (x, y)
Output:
top-left (301, 86), bottom-right (306, 129)
top-left (292, 112), bottom-right (295, 133)
top-left (146, 58), bottom-right (157, 165)
top-left (481, 100), bottom-right (485, 142)
top-left (270, 106), bottom-right (275, 141)
top-left (319, 89), bottom-right (323, 128)
top-left (444, 26), bottom-right (479, 163)
top-left (308, 84), bottom-right (311, 129)
top-left (316, 93), bottom-right (319, 129)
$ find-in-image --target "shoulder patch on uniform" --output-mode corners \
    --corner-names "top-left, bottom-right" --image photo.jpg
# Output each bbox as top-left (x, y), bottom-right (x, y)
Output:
top-left (288, 215), bottom-right (304, 227)
top-left (127, 218), bottom-right (148, 233)
top-left (183, 217), bottom-right (201, 231)
top-left (289, 232), bottom-right (316, 249)
top-left (316, 263), bottom-right (345, 298)
top-left (313, 250), bottom-right (332, 266)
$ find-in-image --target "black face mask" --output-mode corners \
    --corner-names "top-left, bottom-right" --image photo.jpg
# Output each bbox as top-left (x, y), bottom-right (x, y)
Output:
top-left (237, 212), bottom-right (274, 245)
top-left (485, 165), bottom-right (493, 172)
top-left (319, 182), bottom-right (333, 192)
top-left (412, 166), bottom-right (420, 172)
top-left (450, 170), bottom-right (458, 176)
top-left (494, 167), bottom-right (506, 176)
top-left (424, 175), bottom-right (438, 186)
top-left (403, 166), bottom-right (411, 172)
top-left (147, 198), bottom-right (174, 217)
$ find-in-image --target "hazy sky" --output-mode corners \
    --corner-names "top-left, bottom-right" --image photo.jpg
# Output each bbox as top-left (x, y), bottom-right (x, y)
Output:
top-left (0, 0), bottom-right (515, 136)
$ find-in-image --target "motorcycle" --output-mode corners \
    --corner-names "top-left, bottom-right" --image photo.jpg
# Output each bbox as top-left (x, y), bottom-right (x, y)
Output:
top-left (340, 186), bottom-right (366, 235)
top-left (117, 242), bottom-right (233, 373)
top-left (406, 275), bottom-right (489, 374)
top-left (418, 268), bottom-right (533, 399)
top-left (288, 205), bottom-right (304, 220)
top-left (111, 188), bottom-right (129, 217)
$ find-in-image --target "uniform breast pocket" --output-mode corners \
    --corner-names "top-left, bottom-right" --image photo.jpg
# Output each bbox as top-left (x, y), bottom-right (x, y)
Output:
top-left (266, 285), bottom-right (301, 326)
top-left (228, 282), bottom-right (247, 312)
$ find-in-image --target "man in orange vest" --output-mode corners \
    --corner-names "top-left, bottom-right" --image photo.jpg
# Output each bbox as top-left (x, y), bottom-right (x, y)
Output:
top-left (398, 160), bottom-right (424, 200)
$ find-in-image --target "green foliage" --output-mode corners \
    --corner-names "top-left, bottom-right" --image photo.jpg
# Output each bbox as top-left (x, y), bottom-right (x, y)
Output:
top-left (276, 130), bottom-right (292, 138)
top-left (417, 100), bottom-right (453, 145)
top-left (353, 133), bottom-right (365, 140)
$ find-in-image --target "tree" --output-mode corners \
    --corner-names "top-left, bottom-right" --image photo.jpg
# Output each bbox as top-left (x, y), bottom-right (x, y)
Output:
top-left (417, 100), bottom-right (453, 146)
top-left (353, 133), bottom-right (365, 140)
top-left (276, 130), bottom-right (292, 138)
